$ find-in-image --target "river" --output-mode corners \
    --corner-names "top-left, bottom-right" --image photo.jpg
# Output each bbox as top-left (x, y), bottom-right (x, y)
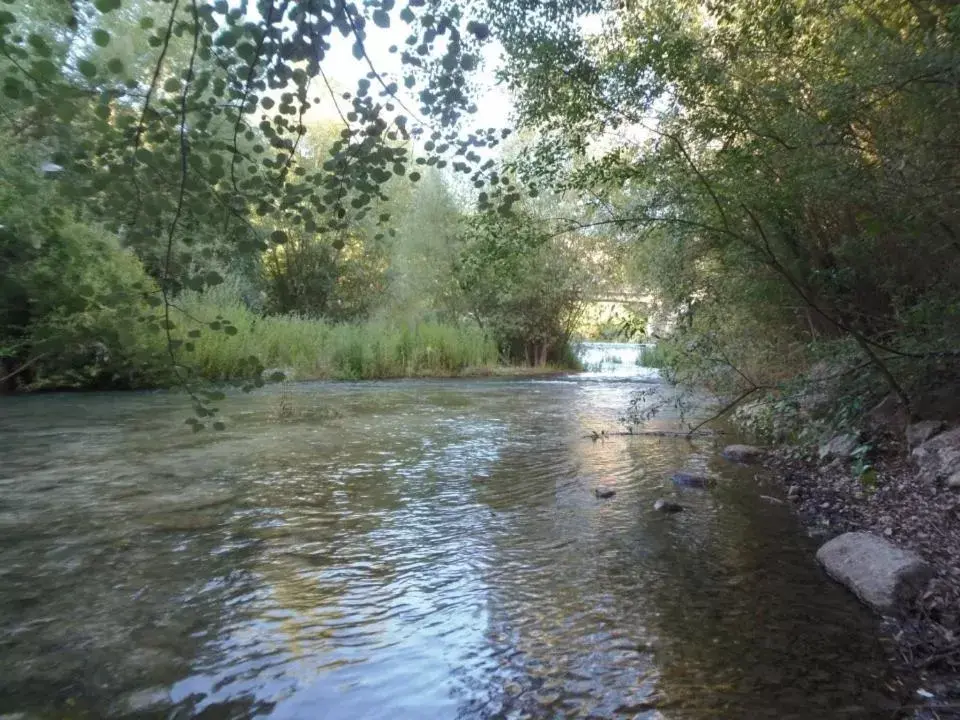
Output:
top-left (0, 343), bottom-right (901, 718)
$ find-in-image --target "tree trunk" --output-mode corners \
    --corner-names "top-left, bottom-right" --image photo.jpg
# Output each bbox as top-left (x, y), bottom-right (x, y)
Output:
top-left (536, 342), bottom-right (550, 367)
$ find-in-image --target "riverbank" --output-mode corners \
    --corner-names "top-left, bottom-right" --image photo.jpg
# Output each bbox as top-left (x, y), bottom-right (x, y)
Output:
top-left (271, 363), bottom-right (578, 383)
top-left (762, 437), bottom-right (960, 716)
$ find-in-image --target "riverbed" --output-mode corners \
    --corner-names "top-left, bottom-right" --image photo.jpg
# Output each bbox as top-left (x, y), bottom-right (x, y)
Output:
top-left (0, 345), bottom-right (902, 718)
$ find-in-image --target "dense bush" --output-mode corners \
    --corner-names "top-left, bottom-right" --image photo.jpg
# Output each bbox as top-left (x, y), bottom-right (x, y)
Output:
top-left (500, 0), bottom-right (960, 423)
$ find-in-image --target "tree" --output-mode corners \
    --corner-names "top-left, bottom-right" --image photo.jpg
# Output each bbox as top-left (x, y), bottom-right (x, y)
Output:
top-left (0, 0), bottom-right (515, 410)
top-left (454, 207), bottom-right (596, 366)
top-left (491, 0), bottom-right (960, 406)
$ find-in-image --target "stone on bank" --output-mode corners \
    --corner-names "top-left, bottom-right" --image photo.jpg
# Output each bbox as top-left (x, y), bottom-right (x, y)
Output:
top-left (818, 433), bottom-right (859, 461)
top-left (905, 420), bottom-right (945, 450)
top-left (816, 532), bottom-right (933, 614)
top-left (912, 427), bottom-right (960, 486)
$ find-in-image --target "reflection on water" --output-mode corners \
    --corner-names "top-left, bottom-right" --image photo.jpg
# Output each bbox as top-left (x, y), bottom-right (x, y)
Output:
top-left (0, 353), bottom-right (899, 718)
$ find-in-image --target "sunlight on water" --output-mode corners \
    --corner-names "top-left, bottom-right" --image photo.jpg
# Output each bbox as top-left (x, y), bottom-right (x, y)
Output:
top-left (0, 368), bottom-right (899, 719)
top-left (577, 342), bottom-right (660, 380)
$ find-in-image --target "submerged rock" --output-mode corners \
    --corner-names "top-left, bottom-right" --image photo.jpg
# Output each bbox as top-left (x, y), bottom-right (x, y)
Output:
top-left (912, 427), bottom-right (960, 485)
top-left (653, 499), bottom-right (684, 513)
top-left (594, 487), bottom-right (616, 499)
top-left (818, 433), bottom-right (859, 461)
top-left (111, 687), bottom-right (172, 715)
top-left (906, 420), bottom-right (945, 450)
top-left (670, 471), bottom-right (714, 489)
top-left (816, 532), bottom-right (933, 614)
top-left (722, 444), bottom-right (766, 464)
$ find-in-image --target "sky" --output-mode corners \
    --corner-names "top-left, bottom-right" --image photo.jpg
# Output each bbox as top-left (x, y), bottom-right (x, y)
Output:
top-left (307, 14), bottom-right (515, 146)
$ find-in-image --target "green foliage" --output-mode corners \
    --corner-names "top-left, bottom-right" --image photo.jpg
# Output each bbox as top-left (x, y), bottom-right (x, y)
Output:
top-left (454, 207), bottom-right (595, 366)
top-left (383, 170), bottom-right (464, 322)
top-left (9, 0), bottom-right (957, 444)
top-left (171, 284), bottom-right (499, 380)
top-left (636, 344), bottom-right (669, 370)
top-left (0, 0), bottom-right (517, 407)
top-left (0, 136), bottom-right (169, 390)
top-left (496, 0), bottom-right (960, 420)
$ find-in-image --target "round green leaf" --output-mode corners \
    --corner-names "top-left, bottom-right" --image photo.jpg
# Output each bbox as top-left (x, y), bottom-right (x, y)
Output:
top-left (31, 58), bottom-right (58, 80)
top-left (77, 59), bottom-right (97, 79)
top-left (93, 28), bottom-right (110, 47)
top-left (28, 34), bottom-right (52, 57)
top-left (2, 77), bottom-right (22, 99)
top-left (94, 0), bottom-right (122, 13)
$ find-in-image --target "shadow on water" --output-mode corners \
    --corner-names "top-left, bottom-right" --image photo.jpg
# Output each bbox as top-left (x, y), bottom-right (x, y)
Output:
top-left (0, 346), bottom-right (901, 718)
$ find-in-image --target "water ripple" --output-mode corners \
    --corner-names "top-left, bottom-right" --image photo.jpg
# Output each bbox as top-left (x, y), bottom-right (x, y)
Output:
top-left (0, 371), bottom-right (901, 718)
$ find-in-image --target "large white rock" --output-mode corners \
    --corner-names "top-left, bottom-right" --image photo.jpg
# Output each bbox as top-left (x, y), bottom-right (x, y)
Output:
top-left (912, 427), bottom-right (960, 485)
top-left (906, 420), bottom-right (945, 449)
top-left (816, 532), bottom-right (933, 614)
top-left (865, 394), bottom-right (909, 437)
top-left (818, 433), bottom-right (859, 461)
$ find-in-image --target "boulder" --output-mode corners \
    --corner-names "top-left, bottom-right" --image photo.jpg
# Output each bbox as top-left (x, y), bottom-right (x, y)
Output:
top-left (798, 360), bottom-right (838, 413)
top-left (947, 471), bottom-right (960, 490)
top-left (818, 433), bottom-right (859, 461)
top-left (653, 499), bottom-right (684, 513)
top-left (906, 420), bottom-right (945, 450)
top-left (865, 394), bottom-right (909, 438)
top-left (670, 471), bottom-right (714, 489)
top-left (912, 427), bottom-right (960, 485)
top-left (722, 444), bottom-right (766, 464)
top-left (594, 487), bottom-right (616, 499)
top-left (816, 532), bottom-right (933, 614)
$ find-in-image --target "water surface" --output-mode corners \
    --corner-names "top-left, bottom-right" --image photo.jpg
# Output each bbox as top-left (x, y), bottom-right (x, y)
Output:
top-left (0, 346), bottom-right (900, 718)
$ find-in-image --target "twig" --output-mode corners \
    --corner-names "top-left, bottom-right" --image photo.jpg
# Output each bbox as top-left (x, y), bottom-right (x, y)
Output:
top-left (582, 429), bottom-right (722, 439)
top-left (130, 0), bottom-right (181, 226)
top-left (159, 0), bottom-right (200, 383)
top-left (0, 353), bottom-right (48, 385)
top-left (685, 386), bottom-right (763, 437)
top-left (230, 0), bottom-right (283, 194)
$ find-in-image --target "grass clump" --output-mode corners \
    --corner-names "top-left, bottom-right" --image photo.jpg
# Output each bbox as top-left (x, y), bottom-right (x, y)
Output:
top-left (173, 286), bottom-right (500, 382)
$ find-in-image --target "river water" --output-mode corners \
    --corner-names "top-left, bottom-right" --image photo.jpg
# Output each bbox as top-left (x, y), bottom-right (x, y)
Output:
top-left (0, 343), bottom-right (902, 718)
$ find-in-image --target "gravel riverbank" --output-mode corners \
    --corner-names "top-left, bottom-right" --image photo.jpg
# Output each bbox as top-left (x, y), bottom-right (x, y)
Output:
top-left (765, 445), bottom-right (960, 718)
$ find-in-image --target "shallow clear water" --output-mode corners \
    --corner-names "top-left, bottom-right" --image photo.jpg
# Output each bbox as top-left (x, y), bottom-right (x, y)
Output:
top-left (0, 347), bottom-right (900, 718)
